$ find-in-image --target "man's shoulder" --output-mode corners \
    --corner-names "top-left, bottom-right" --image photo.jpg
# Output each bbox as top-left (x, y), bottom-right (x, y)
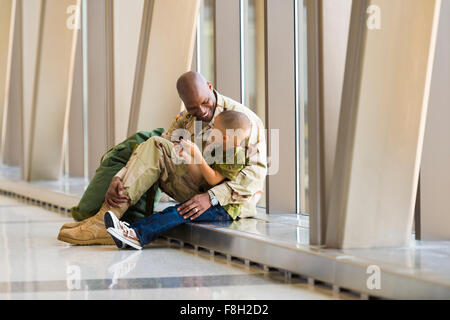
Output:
top-left (176, 110), bottom-right (193, 121)
top-left (174, 110), bottom-right (194, 127)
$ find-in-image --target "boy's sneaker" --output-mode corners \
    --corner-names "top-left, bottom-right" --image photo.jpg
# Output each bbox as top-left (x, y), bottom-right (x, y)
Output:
top-left (107, 225), bottom-right (142, 250)
top-left (104, 211), bottom-right (128, 249)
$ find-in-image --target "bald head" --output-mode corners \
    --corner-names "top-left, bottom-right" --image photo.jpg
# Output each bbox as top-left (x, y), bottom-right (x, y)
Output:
top-left (176, 72), bottom-right (217, 122)
top-left (176, 71), bottom-right (208, 97)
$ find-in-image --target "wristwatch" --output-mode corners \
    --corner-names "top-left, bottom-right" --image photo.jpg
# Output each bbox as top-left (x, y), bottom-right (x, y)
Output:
top-left (207, 190), bottom-right (219, 206)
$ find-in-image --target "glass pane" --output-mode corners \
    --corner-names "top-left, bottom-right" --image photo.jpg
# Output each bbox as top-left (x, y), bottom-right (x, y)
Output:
top-left (197, 0), bottom-right (215, 85)
top-left (242, 0), bottom-right (265, 125)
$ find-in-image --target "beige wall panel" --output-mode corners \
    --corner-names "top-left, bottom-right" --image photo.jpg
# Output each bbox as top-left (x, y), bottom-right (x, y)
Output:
top-left (421, 0), bottom-right (450, 241)
top-left (215, 0), bottom-right (241, 102)
top-left (132, 0), bottom-right (200, 133)
top-left (3, 95), bottom-right (21, 166)
top-left (21, 0), bottom-right (42, 179)
top-left (28, 0), bottom-right (79, 180)
top-left (326, 0), bottom-right (441, 248)
top-left (2, 12), bottom-right (21, 167)
top-left (112, 0), bottom-right (144, 144)
top-left (0, 0), bottom-right (13, 160)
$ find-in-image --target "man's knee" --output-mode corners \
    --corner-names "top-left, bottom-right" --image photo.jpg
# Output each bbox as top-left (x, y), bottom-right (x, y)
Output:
top-left (146, 136), bottom-right (172, 148)
top-left (136, 136), bottom-right (170, 154)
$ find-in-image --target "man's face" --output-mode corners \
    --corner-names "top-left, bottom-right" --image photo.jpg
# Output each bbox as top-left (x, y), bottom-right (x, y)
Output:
top-left (180, 82), bottom-right (217, 122)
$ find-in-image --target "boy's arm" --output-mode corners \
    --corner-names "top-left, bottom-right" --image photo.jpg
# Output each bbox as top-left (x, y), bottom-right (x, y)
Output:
top-left (184, 162), bottom-right (204, 185)
top-left (197, 158), bottom-right (225, 186)
top-left (209, 117), bottom-right (267, 207)
top-left (179, 139), bottom-right (225, 186)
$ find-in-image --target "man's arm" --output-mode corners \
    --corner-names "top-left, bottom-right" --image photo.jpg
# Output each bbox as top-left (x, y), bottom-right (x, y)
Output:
top-left (210, 154), bottom-right (267, 205)
top-left (162, 111), bottom-right (190, 141)
top-left (176, 146), bottom-right (267, 220)
top-left (210, 118), bottom-right (267, 207)
top-left (178, 117), bottom-right (268, 219)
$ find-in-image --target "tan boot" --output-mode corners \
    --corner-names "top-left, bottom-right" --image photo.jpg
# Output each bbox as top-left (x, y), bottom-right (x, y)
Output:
top-left (57, 203), bottom-right (128, 245)
top-left (60, 220), bottom-right (88, 230)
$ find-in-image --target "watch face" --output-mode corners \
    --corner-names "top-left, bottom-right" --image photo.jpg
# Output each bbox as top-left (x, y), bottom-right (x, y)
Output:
top-left (209, 192), bottom-right (218, 206)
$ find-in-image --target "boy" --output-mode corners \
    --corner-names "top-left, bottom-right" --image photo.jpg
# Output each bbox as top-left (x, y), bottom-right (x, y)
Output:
top-left (104, 110), bottom-right (251, 250)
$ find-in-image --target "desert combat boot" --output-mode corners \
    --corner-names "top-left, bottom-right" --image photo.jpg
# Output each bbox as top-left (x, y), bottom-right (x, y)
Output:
top-left (60, 219), bottom-right (89, 231)
top-left (57, 203), bottom-right (123, 245)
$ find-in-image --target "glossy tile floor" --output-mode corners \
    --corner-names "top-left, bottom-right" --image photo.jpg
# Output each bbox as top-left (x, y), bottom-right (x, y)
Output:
top-left (0, 195), bottom-right (356, 300)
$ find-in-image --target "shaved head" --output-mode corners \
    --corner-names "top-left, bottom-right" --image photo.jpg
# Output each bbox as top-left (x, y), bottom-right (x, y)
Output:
top-left (176, 71), bottom-right (217, 122)
top-left (176, 71), bottom-right (208, 98)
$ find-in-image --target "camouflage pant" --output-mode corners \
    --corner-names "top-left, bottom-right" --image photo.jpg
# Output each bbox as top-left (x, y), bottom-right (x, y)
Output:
top-left (121, 136), bottom-right (208, 212)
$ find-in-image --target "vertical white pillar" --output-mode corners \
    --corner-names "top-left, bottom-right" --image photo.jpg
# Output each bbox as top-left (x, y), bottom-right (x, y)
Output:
top-left (1, 0), bottom-right (20, 167)
top-left (421, 0), bottom-right (450, 241)
top-left (129, 0), bottom-right (200, 134)
top-left (27, 0), bottom-right (79, 181)
top-left (112, 0), bottom-right (145, 144)
top-left (0, 0), bottom-right (13, 163)
top-left (326, 0), bottom-right (442, 248)
top-left (20, 0), bottom-right (42, 180)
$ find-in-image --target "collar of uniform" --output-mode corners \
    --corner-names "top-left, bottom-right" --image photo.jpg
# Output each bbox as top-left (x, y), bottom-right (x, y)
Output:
top-left (214, 89), bottom-right (226, 109)
top-left (206, 90), bottom-right (225, 127)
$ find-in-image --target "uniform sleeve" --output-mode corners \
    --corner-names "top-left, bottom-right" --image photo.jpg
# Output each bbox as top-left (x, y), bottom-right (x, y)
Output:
top-left (210, 119), bottom-right (267, 206)
top-left (162, 111), bottom-right (188, 141)
top-left (212, 163), bottom-right (245, 181)
top-left (114, 167), bottom-right (127, 180)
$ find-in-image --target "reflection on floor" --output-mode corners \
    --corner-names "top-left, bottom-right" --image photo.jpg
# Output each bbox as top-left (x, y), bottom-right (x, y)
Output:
top-left (0, 195), bottom-right (355, 300)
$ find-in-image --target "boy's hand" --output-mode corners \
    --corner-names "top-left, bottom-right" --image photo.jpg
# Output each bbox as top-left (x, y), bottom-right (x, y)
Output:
top-left (179, 139), bottom-right (202, 164)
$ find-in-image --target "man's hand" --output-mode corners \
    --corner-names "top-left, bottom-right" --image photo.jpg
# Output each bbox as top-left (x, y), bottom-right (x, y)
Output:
top-left (177, 193), bottom-right (211, 220)
top-left (105, 177), bottom-right (130, 208)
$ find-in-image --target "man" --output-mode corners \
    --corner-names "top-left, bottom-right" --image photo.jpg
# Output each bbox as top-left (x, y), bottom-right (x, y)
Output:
top-left (57, 71), bottom-right (267, 245)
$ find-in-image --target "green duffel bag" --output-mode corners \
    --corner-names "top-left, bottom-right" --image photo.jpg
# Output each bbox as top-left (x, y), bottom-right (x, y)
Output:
top-left (70, 128), bottom-right (165, 224)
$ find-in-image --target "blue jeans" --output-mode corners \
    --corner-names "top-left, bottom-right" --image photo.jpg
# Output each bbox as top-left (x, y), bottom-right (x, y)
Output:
top-left (130, 203), bottom-right (233, 246)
